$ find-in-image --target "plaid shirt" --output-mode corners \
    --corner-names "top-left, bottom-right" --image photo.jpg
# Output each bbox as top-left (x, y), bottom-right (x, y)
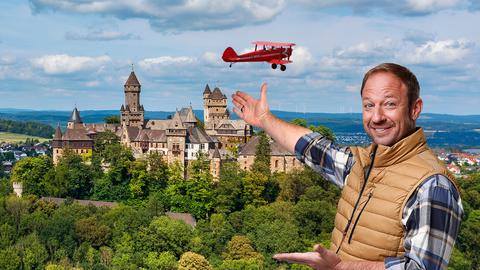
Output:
top-left (295, 132), bottom-right (464, 270)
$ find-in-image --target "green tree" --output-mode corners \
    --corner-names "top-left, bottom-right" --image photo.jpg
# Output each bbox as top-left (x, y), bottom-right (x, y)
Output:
top-left (0, 223), bottom-right (16, 249)
top-left (0, 246), bottom-right (21, 270)
top-left (290, 118), bottom-right (308, 127)
top-left (104, 115), bottom-right (121, 124)
top-left (94, 130), bottom-right (120, 157)
top-left (16, 232), bottom-right (49, 270)
top-left (111, 232), bottom-right (138, 270)
top-left (75, 216), bottom-right (111, 247)
top-left (53, 149), bottom-right (93, 198)
top-left (458, 209), bottom-right (480, 268)
top-left (251, 133), bottom-right (271, 175)
top-left (290, 118), bottom-right (336, 141)
top-left (222, 235), bottom-right (264, 262)
top-left (144, 251), bottom-right (177, 270)
top-left (136, 216), bottom-right (194, 258)
top-left (147, 151), bottom-right (169, 193)
top-left (214, 162), bottom-right (246, 214)
top-left (166, 153), bottom-right (214, 219)
top-left (276, 169), bottom-right (314, 203)
top-left (10, 155), bottom-right (53, 196)
top-left (178, 251), bottom-right (212, 270)
top-left (5, 195), bottom-right (30, 233)
top-left (309, 125), bottom-right (336, 141)
top-left (195, 213), bottom-right (234, 257)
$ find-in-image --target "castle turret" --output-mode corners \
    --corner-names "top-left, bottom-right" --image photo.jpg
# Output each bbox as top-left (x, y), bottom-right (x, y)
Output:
top-left (67, 107), bottom-right (83, 129)
top-left (203, 86), bottom-right (229, 124)
top-left (52, 124), bottom-right (63, 164)
top-left (210, 146), bottom-right (221, 180)
top-left (121, 71), bottom-right (145, 127)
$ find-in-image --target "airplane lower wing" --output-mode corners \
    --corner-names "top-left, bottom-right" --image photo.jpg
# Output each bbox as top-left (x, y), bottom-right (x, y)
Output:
top-left (268, 59), bottom-right (292, 65)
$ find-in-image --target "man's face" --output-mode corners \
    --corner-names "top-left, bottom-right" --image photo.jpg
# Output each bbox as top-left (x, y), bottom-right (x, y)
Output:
top-left (362, 72), bottom-right (420, 146)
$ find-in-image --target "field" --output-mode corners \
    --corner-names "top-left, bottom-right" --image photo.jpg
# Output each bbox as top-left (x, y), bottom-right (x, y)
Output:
top-left (0, 132), bottom-right (49, 143)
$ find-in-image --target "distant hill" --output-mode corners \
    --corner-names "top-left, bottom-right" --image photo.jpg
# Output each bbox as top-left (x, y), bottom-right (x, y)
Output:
top-left (0, 118), bottom-right (55, 139)
top-left (1, 108), bottom-right (479, 147)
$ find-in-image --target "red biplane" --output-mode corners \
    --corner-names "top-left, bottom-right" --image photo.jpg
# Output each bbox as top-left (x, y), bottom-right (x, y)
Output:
top-left (222, 41), bottom-right (295, 71)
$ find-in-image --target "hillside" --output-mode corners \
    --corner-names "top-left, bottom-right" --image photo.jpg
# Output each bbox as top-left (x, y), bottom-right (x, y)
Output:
top-left (0, 132), bottom-right (50, 143)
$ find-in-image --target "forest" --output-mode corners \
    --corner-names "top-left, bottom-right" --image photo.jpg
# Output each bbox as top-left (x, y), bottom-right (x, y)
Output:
top-left (0, 118), bottom-right (55, 139)
top-left (0, 130), bottom-right (478, 269)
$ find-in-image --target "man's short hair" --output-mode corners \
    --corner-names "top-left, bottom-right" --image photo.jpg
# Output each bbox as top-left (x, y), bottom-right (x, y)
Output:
top-left (360, 63), bottom-right (420, 109)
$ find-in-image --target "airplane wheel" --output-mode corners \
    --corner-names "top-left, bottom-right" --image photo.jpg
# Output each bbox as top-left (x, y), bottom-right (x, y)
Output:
top-left (280, 65), bottom-right (286, 71)
top-left (271, 63), bottom-right (277, 69)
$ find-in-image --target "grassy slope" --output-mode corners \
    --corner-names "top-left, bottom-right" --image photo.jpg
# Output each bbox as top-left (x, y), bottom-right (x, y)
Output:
top-left (0, 132), bottom-right (50, 143)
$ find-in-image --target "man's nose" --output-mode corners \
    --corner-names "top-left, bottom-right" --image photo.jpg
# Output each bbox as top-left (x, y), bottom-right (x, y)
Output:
top-left (372, 107), bottom-right (386, 123)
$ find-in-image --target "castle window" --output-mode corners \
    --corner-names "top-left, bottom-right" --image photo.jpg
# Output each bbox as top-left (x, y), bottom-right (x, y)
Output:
top-left (275, 160), bottom-right (279, 168)
top-left (200, 144), bottom-right (205, 150)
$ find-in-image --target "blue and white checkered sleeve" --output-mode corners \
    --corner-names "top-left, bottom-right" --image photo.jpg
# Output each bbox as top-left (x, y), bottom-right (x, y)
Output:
top-left (294, 132), bottom-right (354, 188)
top-left (384, 174), bottom-right (464, 270)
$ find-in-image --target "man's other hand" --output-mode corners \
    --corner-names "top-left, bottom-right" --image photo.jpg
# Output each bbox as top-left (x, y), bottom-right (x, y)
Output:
top-left (273, 244), bottom-right (342, 270)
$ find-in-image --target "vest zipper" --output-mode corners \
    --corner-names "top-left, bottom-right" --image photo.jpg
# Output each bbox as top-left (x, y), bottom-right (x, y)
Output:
top-left (336, 144), bottom-right (377, 254)
top-left (348, 191), bottom-right (373, 244)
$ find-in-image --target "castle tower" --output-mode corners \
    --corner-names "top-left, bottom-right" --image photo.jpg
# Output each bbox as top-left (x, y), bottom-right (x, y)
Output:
top-left (210, 146), bottom-right (221, 180)
top-left (166, 110), bottom-right (187, 166)
top-left (121, 71), bottom-right (145, 127)
top-left (52, 124), bottom-right (63, 164)
top-left (67, 107), bottom-right (83, 129)
top-left (203, 85), bottom-right (229, 125)
top-left (203, 84), bottom-right (212, 123)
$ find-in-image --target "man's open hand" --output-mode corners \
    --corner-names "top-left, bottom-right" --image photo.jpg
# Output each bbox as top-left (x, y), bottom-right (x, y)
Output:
top-left (232, 82), bottom-right (271, 129)
top-left (273, 244), bottom-right (342, 270)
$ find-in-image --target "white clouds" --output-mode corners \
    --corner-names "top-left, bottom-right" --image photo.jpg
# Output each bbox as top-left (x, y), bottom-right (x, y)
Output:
top-left (0, 55), bottom-right (16, 65)
top-left (30, 0), bottom-right (285, 32)
top-left (405, 39), bottom-right (473, 65)
top-left (139, 56), bottom-right (196, 70)
top-left (65, 30), bottom-right (140, 41)
top-left (293, 0), bottom-right (473, 15)
top-left (406, 0), bottom-right (468, 13)
top-left (287, 46), bottom-right (315, 75)
top-left (202, 52), bottom-right (224, 67)
top-left (31, 54), bottom-right (111, 75)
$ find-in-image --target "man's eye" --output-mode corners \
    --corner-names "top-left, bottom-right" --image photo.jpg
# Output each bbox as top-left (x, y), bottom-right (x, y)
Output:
top-left (385, 102), bottom-right (396, 107)
top-left (364, 104), bottom-right (373, 108)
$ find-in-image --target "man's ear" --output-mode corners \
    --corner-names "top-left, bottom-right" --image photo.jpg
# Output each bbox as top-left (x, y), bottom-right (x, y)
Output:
top-left (410, 98), bottom-right (423, 121)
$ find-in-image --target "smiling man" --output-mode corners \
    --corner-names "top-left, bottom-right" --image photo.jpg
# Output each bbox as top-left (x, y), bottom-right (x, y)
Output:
top-left (232, 63), bottom-right (463, 270)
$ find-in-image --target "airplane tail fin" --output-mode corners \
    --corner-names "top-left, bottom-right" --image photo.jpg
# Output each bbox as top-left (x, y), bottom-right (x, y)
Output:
top-left (222, 47), bottom-right (238, 62)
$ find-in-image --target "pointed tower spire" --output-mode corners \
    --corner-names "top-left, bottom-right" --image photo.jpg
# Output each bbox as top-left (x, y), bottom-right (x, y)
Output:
top-left (125, 71), bottom-right (140, 86)
top-left (69, 107), bottom-right (83, 124)
top-left (203, 84), bottom-right (211, 95)
top-left (53, 124), bottom-right (62, 140)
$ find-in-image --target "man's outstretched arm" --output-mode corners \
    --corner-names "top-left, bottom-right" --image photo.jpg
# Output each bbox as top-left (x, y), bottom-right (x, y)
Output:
top-left (232, 82), bottom-right (312, 153)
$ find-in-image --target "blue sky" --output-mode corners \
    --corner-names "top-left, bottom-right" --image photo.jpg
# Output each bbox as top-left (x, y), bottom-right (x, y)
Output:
top-left (0, 0), bottom-right (479, 114)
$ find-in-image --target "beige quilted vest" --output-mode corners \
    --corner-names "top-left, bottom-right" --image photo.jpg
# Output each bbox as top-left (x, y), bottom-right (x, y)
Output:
top-left (330, 128), bottom-right (457, 261)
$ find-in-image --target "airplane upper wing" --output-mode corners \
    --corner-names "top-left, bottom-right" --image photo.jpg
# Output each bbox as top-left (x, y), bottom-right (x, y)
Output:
top-left (268, 59), bottom-right (292, 65)
top-left (253, 41), bottom-right (296, 47)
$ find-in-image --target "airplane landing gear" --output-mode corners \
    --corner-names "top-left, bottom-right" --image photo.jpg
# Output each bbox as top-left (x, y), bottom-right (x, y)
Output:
top-left (271, 63), bottom-right (277, 69)
top-left (280, 65), bottom-right (286, 71)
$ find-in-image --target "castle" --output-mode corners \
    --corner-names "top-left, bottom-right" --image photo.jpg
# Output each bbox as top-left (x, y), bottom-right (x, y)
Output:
top-left (52, 71), bottom-right (253, 177)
